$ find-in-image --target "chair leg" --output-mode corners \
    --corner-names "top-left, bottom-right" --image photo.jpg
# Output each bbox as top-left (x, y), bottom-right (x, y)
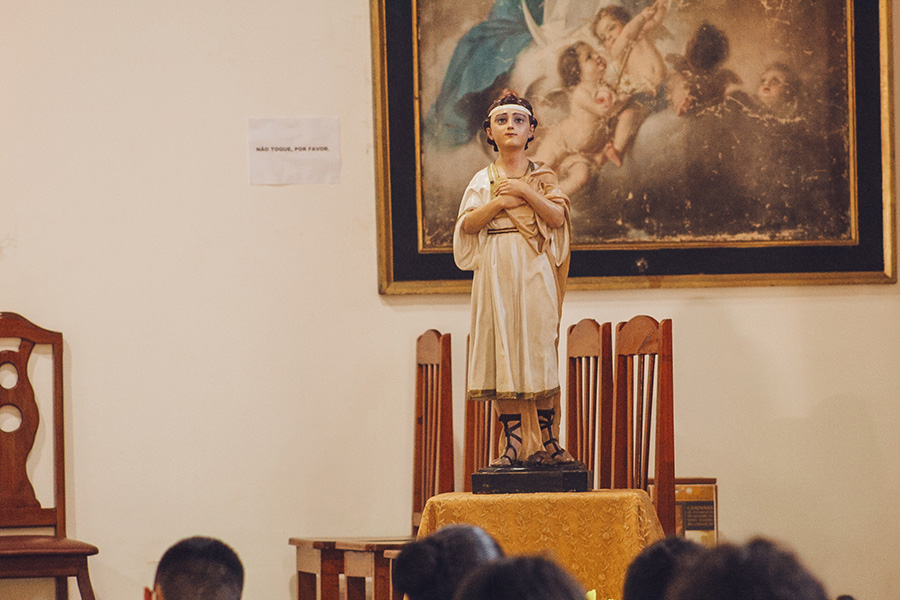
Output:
top-left (372, 552), bottom-right (392, 600)
top-left (298, 571), bottom-right (317, 600)
top-left (55, 577), bottom-right (68, 600)
top-left (319, 548), bottom-right (343, 600)
top-left (346, 575), bottom-right (366, 600)
top-left (76, 564), bottom-right (97, 600)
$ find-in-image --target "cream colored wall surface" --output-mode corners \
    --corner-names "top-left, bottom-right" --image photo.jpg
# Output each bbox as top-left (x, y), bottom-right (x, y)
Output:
top-left (1, 1), bottom-right (899, 599)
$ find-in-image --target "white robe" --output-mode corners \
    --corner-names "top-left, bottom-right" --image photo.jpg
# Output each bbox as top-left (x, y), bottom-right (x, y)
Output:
top-left (454, 162), bottom-right (571, 457)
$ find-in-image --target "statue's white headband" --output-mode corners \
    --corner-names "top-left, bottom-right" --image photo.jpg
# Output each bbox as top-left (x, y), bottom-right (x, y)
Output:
top-left (488, 103), bottom-right (533, 120)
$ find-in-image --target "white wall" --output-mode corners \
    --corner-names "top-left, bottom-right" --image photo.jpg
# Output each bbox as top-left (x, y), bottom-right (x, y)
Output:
top-left (1, 1), bottom-right (898, 598)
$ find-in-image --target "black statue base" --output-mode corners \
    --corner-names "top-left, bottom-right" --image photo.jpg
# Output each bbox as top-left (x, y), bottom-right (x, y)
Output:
top-left (471, 461), bottom-right (591, 494)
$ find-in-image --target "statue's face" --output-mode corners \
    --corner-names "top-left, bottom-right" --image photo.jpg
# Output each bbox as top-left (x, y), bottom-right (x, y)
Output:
top-left (486, 109), bottom-right (534, 151)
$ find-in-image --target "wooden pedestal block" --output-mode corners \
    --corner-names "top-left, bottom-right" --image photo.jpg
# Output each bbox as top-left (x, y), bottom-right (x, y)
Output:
top-left (471, 462), bottom-right (591, 494)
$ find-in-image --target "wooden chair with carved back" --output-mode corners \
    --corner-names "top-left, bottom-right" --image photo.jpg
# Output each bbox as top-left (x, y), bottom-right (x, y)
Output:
top-left (0, 312), bottom-right (99, 600)
top-left (564, 319), bottom-right (614, 489)
top-left (609, 315), bottom-right (676, 535)
top-left (289, 329), bottom-right (454, 600)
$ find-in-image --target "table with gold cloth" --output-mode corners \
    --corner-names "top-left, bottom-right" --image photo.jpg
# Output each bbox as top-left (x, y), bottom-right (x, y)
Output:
top-left (417, 490), bottom-right (664, 600)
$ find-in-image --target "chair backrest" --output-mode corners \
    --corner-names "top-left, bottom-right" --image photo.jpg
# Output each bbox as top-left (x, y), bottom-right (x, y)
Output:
top-left (463, 399), bottom-right (493, 492)
top-left (462, 335), bottom-right (500, 491)
top-left (611, 315), bottom-right (676, 535)
top-left (565, 319), bottom-right (613, 488)
top-left (0, 312), bottom-right (66, 536)
top-left (412, 329), bottom-right (454, 533)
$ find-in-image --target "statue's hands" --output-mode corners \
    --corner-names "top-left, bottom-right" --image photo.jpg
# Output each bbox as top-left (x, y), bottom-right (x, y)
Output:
top-left (495, 193), bottom-right (526, 209)
top-left (495, 179), bottom-right (530, 203)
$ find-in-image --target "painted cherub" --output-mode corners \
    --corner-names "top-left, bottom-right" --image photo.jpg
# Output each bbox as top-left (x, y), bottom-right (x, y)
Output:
top-left (591, 0), bottom-right (669, 165)
top-left (665, 21), bottom-right (741, 117)
top-left (533, 41), bottom-right (628, 194)
top-left (755, 62), bottom-right (802, 120)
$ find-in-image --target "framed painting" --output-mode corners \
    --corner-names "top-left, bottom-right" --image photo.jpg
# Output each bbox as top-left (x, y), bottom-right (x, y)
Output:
top-left (372, 0), bottom-right (896, 294)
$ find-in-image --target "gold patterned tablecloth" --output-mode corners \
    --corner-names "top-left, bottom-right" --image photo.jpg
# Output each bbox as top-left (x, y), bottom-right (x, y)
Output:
top-left (417, 490), bottom-right (664, 600)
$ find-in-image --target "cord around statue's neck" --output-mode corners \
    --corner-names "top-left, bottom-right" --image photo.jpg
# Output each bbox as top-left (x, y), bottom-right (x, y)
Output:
top-left (494, 153), bottom-right (532, 180)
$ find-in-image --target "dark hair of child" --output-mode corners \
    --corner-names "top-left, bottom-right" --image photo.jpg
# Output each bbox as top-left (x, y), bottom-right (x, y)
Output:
top-left (454, 555), bottom-right (585, 600)
top-left (392, 524), bottom-right (504, 600)
top-left (623, 536), bottom-right (704, 600)
top-left (666, 537), bottom-right (829, 600)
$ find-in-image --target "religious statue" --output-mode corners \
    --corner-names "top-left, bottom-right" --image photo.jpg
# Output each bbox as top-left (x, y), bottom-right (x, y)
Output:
top-left (453, 91), bottom-right (575, 468)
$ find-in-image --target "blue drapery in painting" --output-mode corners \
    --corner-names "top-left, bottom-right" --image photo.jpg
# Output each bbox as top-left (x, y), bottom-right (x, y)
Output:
top-left (426, 0), bottom-right (546, 147)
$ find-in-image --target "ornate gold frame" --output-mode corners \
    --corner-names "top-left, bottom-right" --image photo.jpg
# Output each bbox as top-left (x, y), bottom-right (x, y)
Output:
top-left (373, 0), bottom-right (896, 294)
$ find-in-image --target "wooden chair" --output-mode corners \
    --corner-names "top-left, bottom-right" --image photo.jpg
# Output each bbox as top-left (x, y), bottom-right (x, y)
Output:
top-left (290, 329), bottom-right (454, 600)
top-left (462, 335), bottom-right (500, 491)
top-left (383, 548), bottom-right (402, 599)
top-left (412, 330), bottom-right (454, 531)
top-left (463, 399), bottom-right (492, 491)
top-left (610, 315), bottom-right (676, 535)
top-left (0, 312), bottom-right (99, 600)
top-left (564, 319), bottom-right (613, 488)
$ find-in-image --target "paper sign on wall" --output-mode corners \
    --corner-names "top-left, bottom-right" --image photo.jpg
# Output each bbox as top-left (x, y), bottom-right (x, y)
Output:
top-left (248, 117), bottom-right (340, 185)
